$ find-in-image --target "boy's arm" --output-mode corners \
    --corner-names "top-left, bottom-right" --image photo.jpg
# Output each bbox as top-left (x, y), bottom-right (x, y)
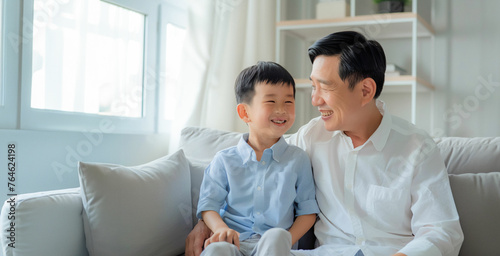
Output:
top-left (288, 213), bottom-right (317, 245)
top-left (201, 210), bottom-right (240, 249)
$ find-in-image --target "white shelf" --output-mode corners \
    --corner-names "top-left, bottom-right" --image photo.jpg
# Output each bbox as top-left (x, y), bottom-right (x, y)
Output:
top-left (276, 0), bottom-right (435, 128)
top-left (277, 13), bottom-right (434, 40)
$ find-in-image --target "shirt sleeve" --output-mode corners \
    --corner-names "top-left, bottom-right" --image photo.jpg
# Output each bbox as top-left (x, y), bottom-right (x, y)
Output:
top-left (196, 154), bottom-right (229, 219)
top-left (293, 150), bottom-right (320, 217)
top-left (398, 140), bottom-right (464, 256)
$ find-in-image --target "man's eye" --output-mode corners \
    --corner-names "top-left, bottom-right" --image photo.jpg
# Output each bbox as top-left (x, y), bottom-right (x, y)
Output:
top-left (267, 101), bottom-right (275, 103)
top-left (286, 101), bottom-right (294, 104)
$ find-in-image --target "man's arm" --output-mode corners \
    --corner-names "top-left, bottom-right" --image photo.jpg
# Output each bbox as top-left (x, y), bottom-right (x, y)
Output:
top-left (185, 220), bottom-right (211, 256)
top-left (398, 141), bottom-right (464, 256)
top-left (201, 210), bottom-right (240, 249)
top-left (288, 214), bottom-right (316, 245)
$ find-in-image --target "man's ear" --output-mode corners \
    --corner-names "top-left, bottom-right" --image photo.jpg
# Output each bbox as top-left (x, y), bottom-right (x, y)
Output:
top-left (237, 103), bottom-right (250, 123)
top-left (360, 78), bottom-right (377, 106)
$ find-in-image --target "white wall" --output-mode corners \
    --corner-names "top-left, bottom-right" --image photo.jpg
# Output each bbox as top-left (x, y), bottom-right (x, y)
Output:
top-left (0, 129), bottom-right (169, 203)
top-left (432, 0), bottom-right (500, 137)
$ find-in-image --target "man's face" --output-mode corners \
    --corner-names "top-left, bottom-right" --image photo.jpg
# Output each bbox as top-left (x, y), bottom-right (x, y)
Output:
top-left (310, 55), bottom-right (363, 132)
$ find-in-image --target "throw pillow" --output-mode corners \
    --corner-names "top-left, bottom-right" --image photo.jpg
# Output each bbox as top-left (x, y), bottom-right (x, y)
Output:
top-left (78, 149), bottom-right (192, 256)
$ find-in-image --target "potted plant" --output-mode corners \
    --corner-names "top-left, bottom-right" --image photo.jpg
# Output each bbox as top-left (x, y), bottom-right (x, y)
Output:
top-left (374, 0), bottom-right (410, 13)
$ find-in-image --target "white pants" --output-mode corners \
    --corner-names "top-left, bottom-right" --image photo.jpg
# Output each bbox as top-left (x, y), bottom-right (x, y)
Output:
top-left (201, 228), bottom-right (293, 256)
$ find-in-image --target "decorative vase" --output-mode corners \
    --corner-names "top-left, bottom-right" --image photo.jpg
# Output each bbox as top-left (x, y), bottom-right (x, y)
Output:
top-left (378, 1), bottom-right (404, 13)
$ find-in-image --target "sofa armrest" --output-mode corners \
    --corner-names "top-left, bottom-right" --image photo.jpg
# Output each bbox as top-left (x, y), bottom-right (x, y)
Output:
top-left (1, 188), bottom-right (88, 256)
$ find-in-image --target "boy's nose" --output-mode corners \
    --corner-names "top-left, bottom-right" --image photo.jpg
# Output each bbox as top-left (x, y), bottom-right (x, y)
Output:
top-left (275, 105), bottom-right (286, 114)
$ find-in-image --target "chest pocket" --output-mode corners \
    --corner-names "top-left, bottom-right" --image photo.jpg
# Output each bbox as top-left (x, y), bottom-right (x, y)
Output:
top-left (366, 185), bottom-right (406, 227)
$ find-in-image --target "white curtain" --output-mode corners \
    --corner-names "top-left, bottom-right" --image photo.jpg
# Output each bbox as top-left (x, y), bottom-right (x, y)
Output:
top-left (170, 0), bottom-right (276, 150)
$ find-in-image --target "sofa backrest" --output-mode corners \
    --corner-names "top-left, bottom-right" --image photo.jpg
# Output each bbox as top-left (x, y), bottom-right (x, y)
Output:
top-left (180, 126), bottom-right (500, 255)
top-left (434, 137), bottom-right (500, 174)
top-left (434, 137), bottom-right (500, 256)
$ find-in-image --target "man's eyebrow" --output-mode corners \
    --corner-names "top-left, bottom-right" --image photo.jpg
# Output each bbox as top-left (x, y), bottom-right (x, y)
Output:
top-left (309, 77), bottom-right (333, 85)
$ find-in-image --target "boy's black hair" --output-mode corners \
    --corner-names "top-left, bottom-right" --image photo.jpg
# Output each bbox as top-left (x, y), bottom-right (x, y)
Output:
top-left (235, 61), bottom-right (295, 104)
top-left (308, 31), bottom-right (386, 98)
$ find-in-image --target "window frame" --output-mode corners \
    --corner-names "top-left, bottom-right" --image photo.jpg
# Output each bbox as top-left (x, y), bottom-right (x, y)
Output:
top-left (19, 0), bottom-right (159, 134)
top-left (0, 0), bottom-right (20, 129)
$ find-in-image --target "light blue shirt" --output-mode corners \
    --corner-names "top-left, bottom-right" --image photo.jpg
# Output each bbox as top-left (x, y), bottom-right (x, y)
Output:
top-left (197, 134), bottom-right (319, 241)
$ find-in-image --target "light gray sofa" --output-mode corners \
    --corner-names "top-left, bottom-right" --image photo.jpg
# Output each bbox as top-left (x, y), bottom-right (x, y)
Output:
top-left (1, 126), bottom-right (499, 256)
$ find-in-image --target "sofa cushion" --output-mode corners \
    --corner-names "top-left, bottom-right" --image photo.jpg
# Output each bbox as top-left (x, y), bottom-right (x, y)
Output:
top-left (78, 150), bottom-right (192, 256)
top-left (435, 137), bottom-right (500, 174)
top-left (179, 126), bottom-right (241, 165)
top-left (180, 127), bottom-right (242, 226)
top-left (188, 160), bottom-right (208, 227)
top-left (449, 172), bottom-right (500, 255)
top-left (1, 188), bottom-right (87, 256)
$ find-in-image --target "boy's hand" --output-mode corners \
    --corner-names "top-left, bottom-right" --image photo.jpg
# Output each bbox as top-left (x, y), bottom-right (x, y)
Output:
top-left (204, 227), bottom-right (240, 249)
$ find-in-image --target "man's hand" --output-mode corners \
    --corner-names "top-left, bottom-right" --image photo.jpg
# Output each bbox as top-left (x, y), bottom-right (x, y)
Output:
top-left (185, 220), bottom-right (212, 256)
top-left (204, 227), bottom-right (240, 249)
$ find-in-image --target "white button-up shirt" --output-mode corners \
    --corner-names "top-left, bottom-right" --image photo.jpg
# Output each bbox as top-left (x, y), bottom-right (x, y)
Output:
top-left (288, 101), bottom-right (463, 256)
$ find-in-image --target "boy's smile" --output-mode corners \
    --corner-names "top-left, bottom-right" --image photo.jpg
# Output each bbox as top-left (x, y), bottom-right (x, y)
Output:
top-left (238, 82), bottom-right (295, 149)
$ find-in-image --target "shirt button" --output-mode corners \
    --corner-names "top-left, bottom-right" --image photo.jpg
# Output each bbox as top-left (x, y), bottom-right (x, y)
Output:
top-left (262, 161), bottom-right (266, 165)
top-left (257, 186), bottom-right (262, 191)
top-left (356, 237), bottom-right (365, 245)
top-left (256, 212), bottom-right (261, 215)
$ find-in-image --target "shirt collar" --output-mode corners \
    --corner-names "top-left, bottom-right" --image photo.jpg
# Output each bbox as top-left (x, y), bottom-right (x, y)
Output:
top-left (369, 99), bottom-right (392, 151)
top-left (237, 133), bottom-right (288, 164)
top-left (331, 99), bottom-right (391, 151)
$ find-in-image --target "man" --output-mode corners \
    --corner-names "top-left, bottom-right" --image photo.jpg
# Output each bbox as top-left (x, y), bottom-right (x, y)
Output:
top-left (186, 31), bottom-right (464, 256)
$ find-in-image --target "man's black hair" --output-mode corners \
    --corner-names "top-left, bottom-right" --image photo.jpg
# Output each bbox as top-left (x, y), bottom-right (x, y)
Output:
top-left (308, 31), bottom-right (386, 98)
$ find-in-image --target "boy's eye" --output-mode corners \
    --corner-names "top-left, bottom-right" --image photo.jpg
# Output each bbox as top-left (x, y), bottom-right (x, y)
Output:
top-left (266, 101), bottom-right (275, 103)
top-left (286, 101), bottom-right (294, 104)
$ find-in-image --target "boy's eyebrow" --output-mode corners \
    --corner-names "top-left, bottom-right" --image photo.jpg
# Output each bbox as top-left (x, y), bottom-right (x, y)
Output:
top-left (263, 93), bottom-right (295, 98)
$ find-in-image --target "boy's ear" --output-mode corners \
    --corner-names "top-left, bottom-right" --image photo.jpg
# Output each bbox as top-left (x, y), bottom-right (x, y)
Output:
top-left (360, 77), bottom-right (377, 106)
top-left (237, 103), bottom-right (250, 123)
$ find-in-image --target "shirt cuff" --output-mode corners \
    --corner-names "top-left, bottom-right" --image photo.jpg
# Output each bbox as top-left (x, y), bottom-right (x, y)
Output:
top-left (295, 199), bottom-right (320, 216)
top-left (196, 200), bottom-right (222, 220)
top-left (398, 239), bottom-right (442, 256)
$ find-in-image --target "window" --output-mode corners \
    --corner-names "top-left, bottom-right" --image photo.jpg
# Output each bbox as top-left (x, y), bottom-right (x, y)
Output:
top-left (163, 23), bottom-right (186, 120)
top-left (157, 3), bottom-right (187, 132)
top-left (31, 0), bottom-right (145, 118)
top-left (20, 0), bottom-right (159, 133)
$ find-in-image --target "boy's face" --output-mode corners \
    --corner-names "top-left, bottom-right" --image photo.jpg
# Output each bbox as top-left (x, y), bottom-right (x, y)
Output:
top-left (241, 82), bottom-right (295, 140)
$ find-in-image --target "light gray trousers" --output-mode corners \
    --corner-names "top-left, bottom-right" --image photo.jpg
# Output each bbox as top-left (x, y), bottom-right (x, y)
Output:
top-left (200, 227), bottom-right (365, 256)
top-left (201, 228), bottom-right (292, 256)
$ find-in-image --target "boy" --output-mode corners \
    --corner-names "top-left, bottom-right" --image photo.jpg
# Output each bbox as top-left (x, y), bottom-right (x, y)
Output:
top-left (196, 61), bottom-right (319, 256)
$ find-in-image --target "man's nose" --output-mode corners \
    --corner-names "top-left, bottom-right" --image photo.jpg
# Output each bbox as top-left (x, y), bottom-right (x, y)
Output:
top-left (311, 89), bottom-right (323, 106)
